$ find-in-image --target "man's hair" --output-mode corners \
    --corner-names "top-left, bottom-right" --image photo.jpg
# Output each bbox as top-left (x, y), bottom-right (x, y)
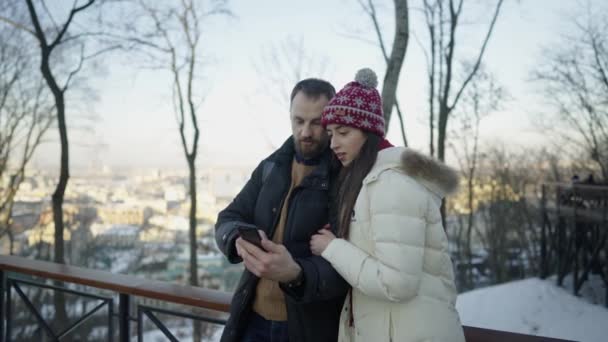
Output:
top-left (290, 78), bottom-right (336, 106)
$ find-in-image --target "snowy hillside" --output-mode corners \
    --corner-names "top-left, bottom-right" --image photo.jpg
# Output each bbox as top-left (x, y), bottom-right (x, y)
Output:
top-left (457, 277), bottom-right (608, 342)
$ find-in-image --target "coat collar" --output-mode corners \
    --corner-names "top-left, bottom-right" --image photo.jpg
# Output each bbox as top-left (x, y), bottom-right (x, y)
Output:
top-left (364, 147), bottom-right (459, 198)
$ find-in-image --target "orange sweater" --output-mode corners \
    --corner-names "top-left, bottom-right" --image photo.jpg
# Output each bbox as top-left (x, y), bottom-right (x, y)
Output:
top-left (252, 158), bottom-right (315, 321)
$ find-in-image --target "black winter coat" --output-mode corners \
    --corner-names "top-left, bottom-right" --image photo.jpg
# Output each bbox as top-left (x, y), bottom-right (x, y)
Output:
top-left (215, 137), bottom-right (348, 342)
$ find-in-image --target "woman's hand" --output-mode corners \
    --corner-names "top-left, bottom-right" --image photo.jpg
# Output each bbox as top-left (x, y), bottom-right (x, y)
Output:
top-left (310, 226), bottom-right (336, 256)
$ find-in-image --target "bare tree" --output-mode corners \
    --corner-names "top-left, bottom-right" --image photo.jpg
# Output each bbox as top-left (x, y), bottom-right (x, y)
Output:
top-left (2, 1), bottom-right (119, 333)
top-left (0, 85), bottom-right (54, 254)
top-left (0, 0), bottom-right (117, 265)
top-left (28, 0), bottom-right (94, 266)
top-left (420, 0), bottom-right (504, 161)
top-left (357, 0), bottom-right (409, 145)
top-left (126, 1), bottom-right (230, 340)
top-left (448, 65), bottom-right (504, 289)
top-left (534, 8), bottom-right (608, 180)
top-left (0, 15), bottom-right (54, 254)
top-left (475, 146), bottom-right (548, 285)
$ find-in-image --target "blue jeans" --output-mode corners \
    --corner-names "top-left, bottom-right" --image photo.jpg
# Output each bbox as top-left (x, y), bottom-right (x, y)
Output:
top-left (241, 311), bottom-right (289, 342)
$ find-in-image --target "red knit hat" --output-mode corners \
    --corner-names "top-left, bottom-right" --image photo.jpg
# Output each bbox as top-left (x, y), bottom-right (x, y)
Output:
top-left (321, 68), bottom-right (385, 137)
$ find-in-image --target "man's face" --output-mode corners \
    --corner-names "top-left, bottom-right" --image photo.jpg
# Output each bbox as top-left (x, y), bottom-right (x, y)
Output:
top-left (290, 91), bottom-right (330, 159)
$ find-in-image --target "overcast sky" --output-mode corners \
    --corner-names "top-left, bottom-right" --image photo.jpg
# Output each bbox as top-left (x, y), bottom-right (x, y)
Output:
top-left (29, 0), bottom-right (601, 173)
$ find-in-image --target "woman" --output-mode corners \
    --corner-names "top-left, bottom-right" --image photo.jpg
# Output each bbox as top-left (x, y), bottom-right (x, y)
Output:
top-left (310, 68), bottom-right (465, 342)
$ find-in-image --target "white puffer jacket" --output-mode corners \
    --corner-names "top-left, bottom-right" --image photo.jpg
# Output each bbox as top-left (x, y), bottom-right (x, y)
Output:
top-left (322, 147), bottom-right (465, 342)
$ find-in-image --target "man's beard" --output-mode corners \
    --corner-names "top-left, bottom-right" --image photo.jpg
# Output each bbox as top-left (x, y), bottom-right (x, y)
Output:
top-left (295, 137), bottom-right (327, 159)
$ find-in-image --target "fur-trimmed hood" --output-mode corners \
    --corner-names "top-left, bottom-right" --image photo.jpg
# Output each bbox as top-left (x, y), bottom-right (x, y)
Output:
top-left (365, 147), bottom-right (459, 198)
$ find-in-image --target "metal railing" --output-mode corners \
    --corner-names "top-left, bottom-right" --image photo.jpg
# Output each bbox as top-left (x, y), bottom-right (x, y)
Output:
top-left (5, 277), bottom-right (113, 341)
top-left (0, 254), bottom-right (572, 341)
top-left (0, 255), bottom-right (230, 341)
top-left (540, 182), bottom-right (608, 305)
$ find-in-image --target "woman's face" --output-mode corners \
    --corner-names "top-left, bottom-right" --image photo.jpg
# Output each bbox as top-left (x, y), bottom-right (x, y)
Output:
top-left (326, 124), bottom-right (367, 166)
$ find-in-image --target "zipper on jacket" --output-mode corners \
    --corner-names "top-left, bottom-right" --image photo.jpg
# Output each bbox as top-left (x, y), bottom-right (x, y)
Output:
top-left (269, 189), bottom-right (288, 239)
top-left (267, 162), bottom-right (291, 239)
top-left (282, 185), bottom-right (301, 243)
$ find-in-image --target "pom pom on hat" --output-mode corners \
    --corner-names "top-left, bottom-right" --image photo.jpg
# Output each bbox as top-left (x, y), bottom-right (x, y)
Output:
top-left (321, 67), bottom-right (385, 137)
top-left (355, 68), bottom-right (378, 88)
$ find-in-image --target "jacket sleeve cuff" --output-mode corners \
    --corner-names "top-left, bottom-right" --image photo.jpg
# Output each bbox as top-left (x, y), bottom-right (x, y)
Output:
top-left (279, 260), bottom-right (307, 300)
top-left (322, 238), bottom-right (369, 287)
top-left (216, 221), bottom-right (243, 264)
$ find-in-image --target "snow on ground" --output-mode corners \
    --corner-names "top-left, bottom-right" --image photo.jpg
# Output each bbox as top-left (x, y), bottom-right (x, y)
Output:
top-left (457, 277), bottom-right (608, 342)
top-left (136, 276), bottom-right (606, 342)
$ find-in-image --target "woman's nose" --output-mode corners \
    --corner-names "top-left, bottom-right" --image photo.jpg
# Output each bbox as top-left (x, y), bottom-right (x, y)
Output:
top-left (330, 136), bottom-right (338, 150)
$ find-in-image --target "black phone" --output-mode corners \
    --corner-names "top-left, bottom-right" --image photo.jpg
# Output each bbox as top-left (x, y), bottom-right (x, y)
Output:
top-left (237, 223), bottom-right (265, 250)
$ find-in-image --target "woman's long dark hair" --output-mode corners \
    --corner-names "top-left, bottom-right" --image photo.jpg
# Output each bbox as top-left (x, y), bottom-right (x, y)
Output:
top-left (335, 132), bottom-right (381, 239)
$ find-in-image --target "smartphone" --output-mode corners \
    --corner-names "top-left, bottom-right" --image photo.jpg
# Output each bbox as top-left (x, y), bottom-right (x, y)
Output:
top-left (237, 223), bottom-right (265, 250)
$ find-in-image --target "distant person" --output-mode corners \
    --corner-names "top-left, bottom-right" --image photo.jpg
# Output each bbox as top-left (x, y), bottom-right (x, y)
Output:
top-left (310, 68), bottom-right (465, 342)
top-left (215, 79), bottom-right (348, 342)
top-left (571, 174), bottom-right (580, 183)
top-left (584, 173), bottom-right (595, 184)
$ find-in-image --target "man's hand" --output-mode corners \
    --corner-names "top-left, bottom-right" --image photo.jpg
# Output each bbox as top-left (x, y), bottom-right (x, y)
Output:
top-left (236, 231), bottom-right (301, 283)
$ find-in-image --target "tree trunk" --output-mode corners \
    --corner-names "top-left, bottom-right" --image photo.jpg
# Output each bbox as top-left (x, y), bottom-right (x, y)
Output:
top-left (394, 102), bottom-right (408, 146)
top-left (437, 104), bottom-right (450, 162)
top-left (465, 177), bottom-right (474, 289)
top-left (381, 0), bottom-right (409, 129)
top-left (188, 156), bottom-right (201, 342)
top-left (35, 28), bottom-right (70, 335)
top-left (455, 215), bottom-right (466, 289)
top-left (438, 105), bottom-right (450, 228)
top-left (188, 156), bottom-right (198, 286)
top-left (51, 94), bottom-right (69, 265)
top-left (35, 46), bottom-right (69, 265)
top-left (8, 230), bottom-right (14, 255)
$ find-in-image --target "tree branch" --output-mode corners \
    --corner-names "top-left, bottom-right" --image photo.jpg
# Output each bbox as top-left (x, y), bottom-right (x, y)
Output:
top-left (0, 16), bottom-right (36, 37)
top-left (450, 0), bottom-right (504, 110)
top-left (49, 0), bottom-right (96, 49)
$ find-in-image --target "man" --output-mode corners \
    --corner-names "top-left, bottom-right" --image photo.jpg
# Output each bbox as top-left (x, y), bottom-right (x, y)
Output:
top-left (215, 79), bottom-right (348, 342)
